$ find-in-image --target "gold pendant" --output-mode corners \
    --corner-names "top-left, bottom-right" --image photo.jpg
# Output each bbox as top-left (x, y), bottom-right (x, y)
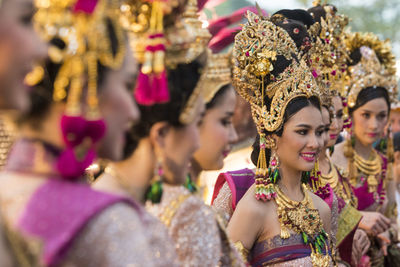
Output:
top-left (310, 245), bottom-right (330, 267)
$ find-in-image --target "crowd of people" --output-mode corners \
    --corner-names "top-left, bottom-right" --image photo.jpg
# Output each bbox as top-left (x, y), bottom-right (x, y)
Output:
top-left (0, 0), bottom-right (399, 266)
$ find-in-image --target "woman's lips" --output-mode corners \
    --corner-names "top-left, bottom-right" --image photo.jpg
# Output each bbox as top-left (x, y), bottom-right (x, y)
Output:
top-left (329, 134), bottom-right (337, 140)
top-left (367, 133), bottom-right (378, 138)
top-left (300, 152), bottom-right (317, 162)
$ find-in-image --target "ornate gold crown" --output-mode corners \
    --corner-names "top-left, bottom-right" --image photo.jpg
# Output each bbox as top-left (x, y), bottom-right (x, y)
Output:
top-left (345, 45), bottom-right (397, 108)
top-left (345, 32), bottom-right (396, 76)
top-left (202, 49), bottom-right (232, 103)
top-left (121, 0), bottom-right (210, 124)
top-left (29, 0), bottom-right (125, 117)
top-left (306, 4), bottom-right (349, 99)
top-left (122, 0), bottom-right (211, 67)
top-left (233, 11), bottom-right (319, 134)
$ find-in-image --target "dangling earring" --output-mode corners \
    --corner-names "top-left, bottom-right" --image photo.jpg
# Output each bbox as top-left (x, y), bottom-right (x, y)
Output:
top-left (184, 174), bottom-right (198, 193)
top-left (146, 158), bottom-right (164, 204)
top-left (268, 148), bottom-right (280, 185)
top-left (386, 125), bottom-right (394, 181)
top-left (255, 134), bottom-right (277, 201)
top-left (301, 171), bottom-right (311, 184)
top-left (344, 133), bottom-right (357, 185)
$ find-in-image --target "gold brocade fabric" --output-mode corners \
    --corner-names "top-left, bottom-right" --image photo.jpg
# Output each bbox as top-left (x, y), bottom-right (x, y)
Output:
top-left (147, 184), bottom-right (245, 267)
top-left (336, 204), bottom-right (362, 246)
top-left (212, 181), bottom-right (233, 225)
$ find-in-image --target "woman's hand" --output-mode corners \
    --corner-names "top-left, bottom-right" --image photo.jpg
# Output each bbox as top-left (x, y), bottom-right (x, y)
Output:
top-left (377, 230), bottom-right (391, 256)
top-left (359, 211), bottom-right (390, 235)
top-left (352, 229), bottom-right (370, 265)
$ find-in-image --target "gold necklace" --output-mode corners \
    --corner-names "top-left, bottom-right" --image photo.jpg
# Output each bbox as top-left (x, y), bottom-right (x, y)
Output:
top-left (353, 150), bottom-right (381, 192)
top-left (275, 184), bottom-right (331, 267)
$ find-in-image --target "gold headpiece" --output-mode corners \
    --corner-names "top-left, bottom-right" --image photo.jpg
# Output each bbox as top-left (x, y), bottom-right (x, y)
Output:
top-left (306, 4), bottom-right (349, 99)
top-left (345, 45), bottom-right (397, 108)
top-left (30, 0), bottom-right (125, 118)
top-left (202, 49), bottom-right (232, 103)
top-left (122, 0), bottom-right (211, 67)
top-left (345, 32), bottom-right (396, 76)
top-left (122, 0), bottom-right (210, 123)
top-left (233, 11), bottom-right (319, 134)
top-left (343, 32), bottom-right (397, 108)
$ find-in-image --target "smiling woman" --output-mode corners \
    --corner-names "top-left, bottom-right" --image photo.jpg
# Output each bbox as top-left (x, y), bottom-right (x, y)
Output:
top-left (211, 11), bottom-right (335, 266)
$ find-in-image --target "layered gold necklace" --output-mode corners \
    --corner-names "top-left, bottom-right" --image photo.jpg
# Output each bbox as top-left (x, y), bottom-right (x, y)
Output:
top-left (275, 184), bottom-right (331, 267)
top-left (314, 160), bottom-right (357, 207)
top-left (353, 150), bottom-right (381, 193)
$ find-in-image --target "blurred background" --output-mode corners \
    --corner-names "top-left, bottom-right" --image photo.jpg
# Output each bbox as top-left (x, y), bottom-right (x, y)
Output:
top-left (200, 0), bottom-right (400, 81)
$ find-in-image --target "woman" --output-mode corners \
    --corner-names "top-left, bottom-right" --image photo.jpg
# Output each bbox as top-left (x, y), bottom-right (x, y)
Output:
top-left (331, 35), bottom-right (398, 265)
top-left (0, 0), bottom-right (46, 111)
top-left (189, 51), bottom-right (238, 192)
top-left (219, 12), bottom-right (334, 266)
top-left (97, 1), bottom-right (244, 266)
top-left (0, 0), bottom-right (163, 266)
top-left (302, 4), bottom-right (371, 266)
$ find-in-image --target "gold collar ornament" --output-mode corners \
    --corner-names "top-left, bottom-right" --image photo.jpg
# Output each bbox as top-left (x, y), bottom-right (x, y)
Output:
top-left (275, 184), bottom-right (332, 267)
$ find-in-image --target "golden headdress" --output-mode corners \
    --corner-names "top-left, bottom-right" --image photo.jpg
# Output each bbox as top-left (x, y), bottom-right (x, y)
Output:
top-left (233, 11), bottom-right (319, 134)
top-left (26, 0), bottom-right (126, 179)
top-left (344, 33), bottom-right (397, 108)
top-left (29, 0), bottom-right (125, 117)
top-left (233, 11), bottom-right (320, 202)
top-left (306, 3), bottom-right (349, 100)
top-left (120, 0), bottom-right (211, 124)
top-left (202, 49), bottom-right (232, 103)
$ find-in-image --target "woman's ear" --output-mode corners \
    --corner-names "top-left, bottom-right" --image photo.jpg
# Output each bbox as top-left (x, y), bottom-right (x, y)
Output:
top-left (148, 121), bottom-right (171, 150)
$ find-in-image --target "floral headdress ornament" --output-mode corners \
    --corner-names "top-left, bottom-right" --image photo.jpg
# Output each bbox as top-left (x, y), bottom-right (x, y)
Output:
top-left (233, 11), bottom-right (320, 201)
top-left (25, 0), bottom-right (126, 179)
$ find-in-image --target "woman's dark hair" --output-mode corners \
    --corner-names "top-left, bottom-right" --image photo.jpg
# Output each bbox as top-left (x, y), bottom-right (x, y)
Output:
top-left (348, 86), bottom-right (390, 115)
top-left (123, 56), bottom-right (204, 158)
top-left (307, 5), bottom-right (337, 24)
top-left (20, 18), bottom-right (122, 127)
top-left (250, 96), bottom-right (321, 166)
top-left (206, 84), bottom-right (232, 110)
top-left (271, 9), bottom-right (314, 52)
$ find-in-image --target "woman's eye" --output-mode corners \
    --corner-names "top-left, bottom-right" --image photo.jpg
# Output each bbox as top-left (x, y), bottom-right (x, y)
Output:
top-left (316, 130), bottom-right (324, 137)
top-left (362, 113), bottom-right (370, 119)
top-left (336, 111), bottom-right (343, 118)
top-left (296, 130), bottom-right (307, 136)
top-left (221, 119), bottom-right (232, 126)
top-left (378, 113), bottom-right (387, 119)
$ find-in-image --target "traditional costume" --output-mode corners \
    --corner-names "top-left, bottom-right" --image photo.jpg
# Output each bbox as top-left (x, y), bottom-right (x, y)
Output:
top-left (0, 0), bottom-right (160, 266)
top-left (214, 11), bottom-right (334, 266)
top-left (338, 32), bottom-right (399, 266)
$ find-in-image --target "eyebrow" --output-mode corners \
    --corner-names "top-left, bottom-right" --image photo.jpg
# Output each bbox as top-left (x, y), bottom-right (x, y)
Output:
top-left (225, 111), bottom-right (234, 116)
top-left (360, 109), bottom-right (388, 113)
top-left (295, 124), bottom-right (311, 128)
